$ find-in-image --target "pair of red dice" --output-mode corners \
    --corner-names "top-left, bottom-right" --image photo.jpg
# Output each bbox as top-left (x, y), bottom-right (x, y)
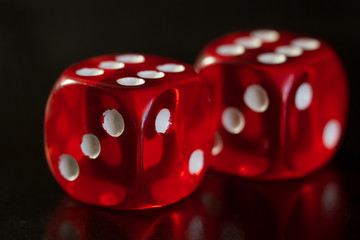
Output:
top-left (44, 29), bottom-right (348, 210)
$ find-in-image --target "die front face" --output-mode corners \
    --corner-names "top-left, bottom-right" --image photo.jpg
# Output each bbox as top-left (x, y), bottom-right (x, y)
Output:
top-left (196, 30), bottom-right (348, 180)
top-left (44, 54), bottom-right (213, 209)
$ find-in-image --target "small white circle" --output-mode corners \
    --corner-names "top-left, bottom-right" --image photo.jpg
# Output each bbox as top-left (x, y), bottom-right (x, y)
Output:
top-left (244, 85), bottom-right (269, 112)
top-left (102, 109), bottom-right (125, 137)
top-left (155, 108), bottom-right (171, 134)
top-left (115, 54), bottom-right (145, 63)
top-left (137, 70), bottom-right (165, 79)
top-left (116, 77), bottom-right (145, 86)
top-left (189, 150), bottom-right (204, 175)
top-left (275, 45), bottom-right (303, 57)
top-left (295, 82), bottom-right (313, 110)
top-left (234, 36), bottom-right (262, 49)
top-left (211, 132), bottom-right (223, 156)
top-left (216, 44), bottom-right (245, 56)
top-left (257, 52), bottom-right (286, 64)
top-left (323, 120), bottom-right (341, 149)
top-left (251, 29), bottom-right (280, 42)
top-left (59, 154), bottom-right (79, 181)
top-left (80, 134), bottom-right (101, 159)
top-left (222, 107), bottom-right (245, 134)
top-left (76, 68), bottom-right (104, 76)
top-left (291, 38), bottom-right (321, 51)
top-left (156, 63), bottom-right (185, 73)
top-left (98, 61), bottom-right (125, 69)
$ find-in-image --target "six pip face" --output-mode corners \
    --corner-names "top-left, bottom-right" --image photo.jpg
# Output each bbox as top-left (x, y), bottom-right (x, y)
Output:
top-left (44, 29), bottom-right (348, 209)
top-left (195, 29), bottom-right (348, 180)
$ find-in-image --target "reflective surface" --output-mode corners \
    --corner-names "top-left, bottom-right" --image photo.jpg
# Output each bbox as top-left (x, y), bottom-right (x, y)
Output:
top-left (17, 159), bottom-right (355, 240)
top-left (1, 154), bottom-right (360, 239)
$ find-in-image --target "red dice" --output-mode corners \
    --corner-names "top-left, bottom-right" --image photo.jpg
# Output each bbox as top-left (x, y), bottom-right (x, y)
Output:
top-left (196, 29), bottom-right (348, 180)
top-left (44, 54), bottom-right (213, 209)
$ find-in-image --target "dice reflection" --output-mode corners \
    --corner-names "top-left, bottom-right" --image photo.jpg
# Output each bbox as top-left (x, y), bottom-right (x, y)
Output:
top-left (192, 166), bottom-right (345, 240)
top-left (44, 165), bottom-right (345, 240)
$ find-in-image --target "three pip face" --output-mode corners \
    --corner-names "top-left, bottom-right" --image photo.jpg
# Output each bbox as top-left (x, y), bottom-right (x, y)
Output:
top-left (44, 29), bottom-right (348, 209)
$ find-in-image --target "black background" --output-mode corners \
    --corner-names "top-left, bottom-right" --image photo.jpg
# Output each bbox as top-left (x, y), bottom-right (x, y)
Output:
top-left (1, 0), bottom-right (360, 239)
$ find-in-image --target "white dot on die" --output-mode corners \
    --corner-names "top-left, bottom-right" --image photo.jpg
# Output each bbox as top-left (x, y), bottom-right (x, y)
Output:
top-left (291, 38), bottom-right (321, 51)
top-left (98, 61), bottom-right (125, 69)
top-left (275, 45), bottom-right (303, 57)
top-left (199, 56), bottom-right (216, 67)
top-left (156, 63), bottom-right (185, 73)
top-left (102, 109), bottom-right (125, 137)
top-left (59, 154), bottom-right (79, 181)
top-left (80, 134), bottom-right (101, 159)
top-left (257, 52), bottom-right (286, 64)
top-left (295, 82), bottom-right (313, 110)
top-left (323, 120), bottom-right (341, 149)
top-left (251, 29), bottom-right (280, 42)
top-left (116, 77), bottom-right (145, 86)
top-left (222, 107), bottom-right (245, 134)
top-left (115, 54), bottom-right (145, 63)
top-left (189, 149), bottom-right (204, 175)
top-left (211, 132), bottom-right (223, 156)
top-left (235, 36), bottom-right (262, 49)
top-left (155, 108), bottom-right (172, 134)
top-left (244, 84), bottom-right (269, 112)
top-left (137, 70), bottom-right (165, 79)
top-left (216, 44), bottom-right (245, 56)
top-left (76, 68), bottom-right (104, 76)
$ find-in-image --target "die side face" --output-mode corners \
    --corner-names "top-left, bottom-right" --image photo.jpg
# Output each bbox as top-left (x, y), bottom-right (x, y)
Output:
top-left (196, 30), bottom-right (348, 180)
top-left (44, 54), bottom-right (213, 209)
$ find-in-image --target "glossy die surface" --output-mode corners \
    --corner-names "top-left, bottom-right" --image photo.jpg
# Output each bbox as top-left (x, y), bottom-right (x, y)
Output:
top-left (196, 30), bottom-right (348, 180)
top-left (44, 54), bottom-right (213, 209)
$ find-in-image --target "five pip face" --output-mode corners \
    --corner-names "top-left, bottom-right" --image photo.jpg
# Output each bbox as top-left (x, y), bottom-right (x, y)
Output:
top-left (44, 29), bottom-right (348, 209)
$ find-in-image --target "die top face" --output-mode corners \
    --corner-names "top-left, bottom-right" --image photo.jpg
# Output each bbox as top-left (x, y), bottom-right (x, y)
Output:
top-left (197, 29), bottom-right (333, 72)
top-left (63, 54), bottom-right (197, 90)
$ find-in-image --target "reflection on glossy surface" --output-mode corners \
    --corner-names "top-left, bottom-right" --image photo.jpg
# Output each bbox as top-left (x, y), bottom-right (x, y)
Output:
top-left (44, 166), bottom-right (345, 240)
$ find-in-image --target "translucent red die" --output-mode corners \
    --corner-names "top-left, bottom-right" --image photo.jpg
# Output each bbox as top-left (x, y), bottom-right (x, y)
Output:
top-left (44, 54), bottom-right (213, 209)
top-left (195, 30), bottom-right (348, 180)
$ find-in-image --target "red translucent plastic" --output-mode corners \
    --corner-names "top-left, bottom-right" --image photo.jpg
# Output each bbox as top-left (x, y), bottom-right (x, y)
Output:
top-left (44, 54), bottom-right (214, 209)
top-left (195, 30), bottom-right (348, 180)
